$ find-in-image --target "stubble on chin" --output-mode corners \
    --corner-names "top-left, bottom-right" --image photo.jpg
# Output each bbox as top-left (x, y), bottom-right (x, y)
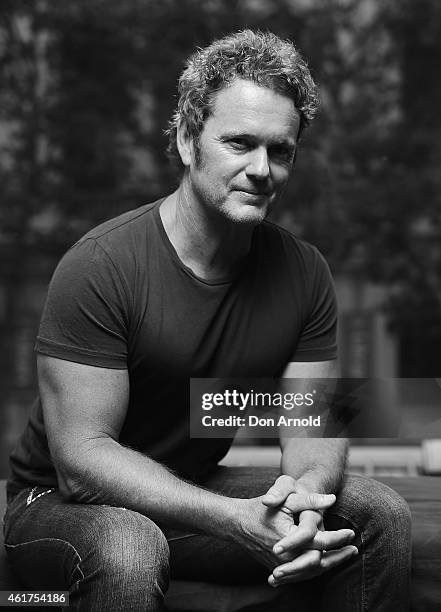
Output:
top-left (220, 201), bottom-right (272, 226)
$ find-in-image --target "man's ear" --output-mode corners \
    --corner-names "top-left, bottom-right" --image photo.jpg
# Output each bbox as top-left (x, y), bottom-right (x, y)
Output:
top-left (176, 122), bottom-right (192, 167)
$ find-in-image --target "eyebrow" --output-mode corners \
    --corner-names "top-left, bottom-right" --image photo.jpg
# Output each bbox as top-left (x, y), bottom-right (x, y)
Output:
top-left (220, 132), bottom-right (297, 148)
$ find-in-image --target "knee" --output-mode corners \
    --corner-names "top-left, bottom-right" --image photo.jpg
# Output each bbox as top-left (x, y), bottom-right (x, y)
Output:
top-left (334, 474), bottom-right (412, 536)
top-left (85, 507), bottom-right (170, 587)
top-left (368, 477), bottom-right (411, 534)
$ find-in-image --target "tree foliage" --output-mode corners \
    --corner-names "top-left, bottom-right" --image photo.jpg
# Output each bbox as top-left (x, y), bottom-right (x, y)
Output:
top-left (1, 0), bottom-right (440, 371)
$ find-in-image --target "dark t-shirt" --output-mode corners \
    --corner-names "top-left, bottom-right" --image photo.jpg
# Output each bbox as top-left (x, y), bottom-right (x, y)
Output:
top-left (7, 199), bottom-right (337, 496)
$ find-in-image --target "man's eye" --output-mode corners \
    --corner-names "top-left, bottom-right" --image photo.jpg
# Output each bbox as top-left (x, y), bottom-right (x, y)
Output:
top-left (229, 138), bottom-right (250, 149)
top-left (270, 146), bottom-right (293, 161)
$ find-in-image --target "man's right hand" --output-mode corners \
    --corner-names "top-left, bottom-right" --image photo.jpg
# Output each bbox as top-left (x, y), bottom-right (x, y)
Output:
top-left (232, 496), bottom-right (297, 568)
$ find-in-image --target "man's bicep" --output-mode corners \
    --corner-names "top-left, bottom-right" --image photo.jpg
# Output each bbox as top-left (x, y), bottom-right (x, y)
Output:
top-left (37, 354), bottom-right (129, 468)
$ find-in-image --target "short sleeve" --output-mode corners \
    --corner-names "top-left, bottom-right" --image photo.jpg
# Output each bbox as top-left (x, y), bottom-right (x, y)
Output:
top-left (35, 238), bottom-right (130, 368)
top-left (291, 248), bottom-right (338, 362)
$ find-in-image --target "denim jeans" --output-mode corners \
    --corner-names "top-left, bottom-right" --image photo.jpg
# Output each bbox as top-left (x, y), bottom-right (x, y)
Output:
top-left (3, 468), bottom-right (411, 611)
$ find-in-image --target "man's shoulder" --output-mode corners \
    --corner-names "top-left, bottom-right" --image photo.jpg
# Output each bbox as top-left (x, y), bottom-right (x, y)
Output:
top-left (78, 198), bottom-right (163, 246)
top-left (53, 198), bottom-right (165, 281)
top-left (258, 219), bottom-right (322, 264)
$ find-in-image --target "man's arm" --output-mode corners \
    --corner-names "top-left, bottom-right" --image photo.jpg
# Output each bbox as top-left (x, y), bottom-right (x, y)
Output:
top-left (38, 354), bottom-right (333, 570)
top-left (261, 359), bottom-right (356, 586)
top-left (279, 359), bottom-right (347, 494)
top-left (38, 355), bottom-right (238, 534)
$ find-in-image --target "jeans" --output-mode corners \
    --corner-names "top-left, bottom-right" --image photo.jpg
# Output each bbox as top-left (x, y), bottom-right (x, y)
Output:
top-left (3, 468), bottom-right (411, 612)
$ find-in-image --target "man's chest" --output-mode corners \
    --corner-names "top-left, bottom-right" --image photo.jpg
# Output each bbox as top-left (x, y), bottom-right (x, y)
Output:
top-left (128, 269), bottom-right (305, 378)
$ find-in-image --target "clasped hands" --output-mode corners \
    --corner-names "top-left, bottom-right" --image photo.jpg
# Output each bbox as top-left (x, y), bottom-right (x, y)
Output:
top-left (255, 475), bottom-right (358, 587)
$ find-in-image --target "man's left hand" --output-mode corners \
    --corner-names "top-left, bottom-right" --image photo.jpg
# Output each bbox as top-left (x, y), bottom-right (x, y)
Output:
top-left (262, 476), bottom-right (357, 586)
top-left (268, 508), bottom-right (357, 586)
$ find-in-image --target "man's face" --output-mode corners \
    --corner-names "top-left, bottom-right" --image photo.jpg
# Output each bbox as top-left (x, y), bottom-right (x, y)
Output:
top-left (181, 78), bottom-right (300, 226)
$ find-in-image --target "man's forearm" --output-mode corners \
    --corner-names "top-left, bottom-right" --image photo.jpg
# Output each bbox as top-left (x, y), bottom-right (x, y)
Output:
top-left (280, 438), bottom-right (348, 494)
top-left (56, 437), bottom-right (329, 571)
top-left (58, 437), bottom-right (238, 540)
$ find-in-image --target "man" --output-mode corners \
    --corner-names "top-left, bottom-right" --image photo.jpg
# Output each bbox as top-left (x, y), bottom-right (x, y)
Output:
top-left (4, 30), bottom-right (411, 611)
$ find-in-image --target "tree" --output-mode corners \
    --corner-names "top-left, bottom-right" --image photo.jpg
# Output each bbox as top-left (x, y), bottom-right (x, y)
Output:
top-left (1, 0), bottom-right (440, 375)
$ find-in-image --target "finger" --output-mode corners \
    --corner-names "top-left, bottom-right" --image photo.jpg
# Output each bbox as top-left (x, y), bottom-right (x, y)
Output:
top-left (311, 528), bottom-right (355, 551)
top-left (261, 475), bottom-right (296, 506)
top-left (273, 512), bottom-right (320, 554)
top-left (320, 545), bottom-right (359, 571)
top-left (269, 568), bottom-right (322, 587)
top-left (298, 509), bottom-right (323, 526)
top-left (269, 546), bottom-right (358, 587)
top-left (278, 492), bottom-right (336, 514)
top-left (299, 508), bottom-right (324, 522)
top-left (274, 525), bottom-right (355, 555)
top-left (268, 573), bottom-right (278, 587)
top-left (272, 549), bottom-right (322, 580)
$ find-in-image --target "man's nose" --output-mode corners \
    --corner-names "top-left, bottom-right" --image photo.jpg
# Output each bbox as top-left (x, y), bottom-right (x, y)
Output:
top-left (246, 147), bottom-right (270, 180)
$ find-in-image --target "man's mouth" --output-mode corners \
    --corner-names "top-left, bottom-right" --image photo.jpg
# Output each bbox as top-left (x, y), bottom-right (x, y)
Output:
top-left (235, 188), bottom-right (271, 196)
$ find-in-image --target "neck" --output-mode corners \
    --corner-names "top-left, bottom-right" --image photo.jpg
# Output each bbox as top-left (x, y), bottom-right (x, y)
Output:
top-left (160, 177), bottom-right (254, 280)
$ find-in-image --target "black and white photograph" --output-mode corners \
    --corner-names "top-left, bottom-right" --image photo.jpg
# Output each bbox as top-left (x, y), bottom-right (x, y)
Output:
top-left (0, 1), bottom-right (440, 610)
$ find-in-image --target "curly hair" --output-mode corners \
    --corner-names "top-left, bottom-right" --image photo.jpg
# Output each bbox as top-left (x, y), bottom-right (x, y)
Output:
top-left (166, 29), bottom-right (319, 170)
